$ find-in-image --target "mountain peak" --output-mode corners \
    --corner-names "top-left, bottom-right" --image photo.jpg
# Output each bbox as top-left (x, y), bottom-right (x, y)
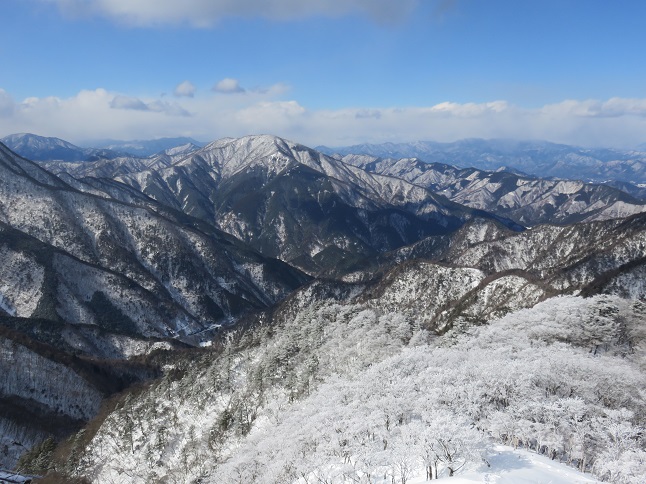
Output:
top-left (206, 134), bottom-right (299, 153)
top-left (191, 134), bottom-right (323, 178)
top-left (163, 142), bottom-right (200, 157)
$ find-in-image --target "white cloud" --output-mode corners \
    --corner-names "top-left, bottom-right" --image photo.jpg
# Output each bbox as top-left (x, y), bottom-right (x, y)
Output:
top-left (542, 98), bottom-right (646, 119)
top-left (212, 78), bottom-right (245, 94)
top-left (0, 89), bottom-right (15, 116)
top-left (40, 0), bottom-right (418, 27)
top-left (1, 87), bottom-right (646, 149)
top-left (355, 109), bottom-right (382, 119)
top-left (110, 95), bottom-right (149, 111)
top-left (146, 100), bottom-right (191, 116)
top-left (110, 94), bottom-right (191, 116)
top-left (174, 80), bottom-right (196, 98)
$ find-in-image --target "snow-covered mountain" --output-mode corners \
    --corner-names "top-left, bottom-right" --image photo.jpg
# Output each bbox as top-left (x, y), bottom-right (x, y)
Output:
top-left (334, 213), bottom-right (646, 290)
top-left (36, 135), bottom-right (646, 270)
top-left (341, 154), bottom-right (646, 225)
top-left (45, 250), bottom-right (646, 482)
top-left (106, 135), bottom-right (517, 274)
top-left (12, 177), bottom-right (642, 481)
top-left (318, 139), bottom-right (646, 186)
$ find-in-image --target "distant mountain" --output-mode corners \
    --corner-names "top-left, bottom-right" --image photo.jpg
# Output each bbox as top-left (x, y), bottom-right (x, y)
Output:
top-left (341, 154), bottom-right (646, 226)
top-left (39, 142), bottom-right (199, 179)
top-left (0, 133), bottom-right (205, 162)
top-left (318, 138), bottom-right (646, 186)
top-left (603, 179), bottom-right (646, 200)
top-left (91, 137), bottom-right (206, 157)
top-left (1, 133), bottom-right (124, 162)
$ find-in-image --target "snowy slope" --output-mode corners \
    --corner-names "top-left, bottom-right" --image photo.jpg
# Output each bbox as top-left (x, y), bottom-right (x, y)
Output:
top-left (0, 140), bottom-right (309, 469)
top-left (418, 445), bottom-right (600, 483)
top-left (20, 192), bottom-right (645, 480)
top-left (0, 142), bottom-right (308, 340)
top-left (4, 134), bottom-right (646, 481)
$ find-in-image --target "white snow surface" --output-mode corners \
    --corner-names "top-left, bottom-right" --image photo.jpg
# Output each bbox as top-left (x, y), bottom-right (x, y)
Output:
top-left (418, 445), bottom-right (599, 484)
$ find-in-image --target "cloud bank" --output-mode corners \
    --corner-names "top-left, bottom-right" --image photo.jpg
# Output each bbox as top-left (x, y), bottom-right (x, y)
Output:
top-left (41, 0), bottom-right (418, 26)
top-left (1, 86), bottom-right (646, 148)
top-left (110, 94), bottom-right (190, 116)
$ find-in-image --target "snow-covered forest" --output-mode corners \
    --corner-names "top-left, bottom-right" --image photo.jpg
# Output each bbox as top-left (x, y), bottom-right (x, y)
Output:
top-left (61, 295), bottom-right (645, 483)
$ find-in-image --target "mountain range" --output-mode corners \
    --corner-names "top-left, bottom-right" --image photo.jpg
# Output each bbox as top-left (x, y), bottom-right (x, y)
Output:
top-left (87, 136), bottom-right (206, 157)
top-left (318, 138), bottom-right (646, 190)
top-left (1, 133), bottom-right (645, 482)
top-left (340, 154), bottom-right (646, 226)
top-left (45, 211), bottom-right (646, 482)
top-left (8, 132), bottom-right (646, 192)
top-left (0, 133), bottom-right (207, 161)
top-left (0, 140), bottom-right (308, 468)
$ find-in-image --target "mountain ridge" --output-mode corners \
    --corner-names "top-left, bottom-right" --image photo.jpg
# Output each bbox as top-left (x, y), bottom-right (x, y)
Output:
top-left (340, 153), bottom-right (646, 225)
top-left (0, 133), bottom-right (206, 161)
top-left (318, 138), bottom-right (646, 186)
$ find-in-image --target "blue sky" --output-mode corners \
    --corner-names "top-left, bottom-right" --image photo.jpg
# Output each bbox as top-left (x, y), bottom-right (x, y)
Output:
top-left (1, 0), bottom-right (645, 147)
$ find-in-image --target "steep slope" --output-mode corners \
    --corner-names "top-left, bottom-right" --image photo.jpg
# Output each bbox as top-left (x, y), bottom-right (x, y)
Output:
top-left (320, 139), bottom-right (646, 186)
top-left (0, 325), bottom-right (161, 470)
top-left (112, 135), bottom-right (516, 274)
top-left (342, 154), bottom-right (646, 225)
top-left (0, 142), bottom-right (308, 341)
